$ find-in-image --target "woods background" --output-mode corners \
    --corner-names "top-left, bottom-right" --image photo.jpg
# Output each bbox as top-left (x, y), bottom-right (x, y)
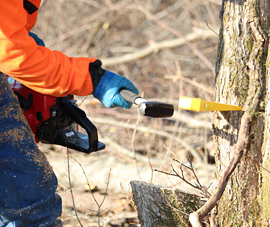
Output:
top-left (34, 0), bottom-right (221, 226)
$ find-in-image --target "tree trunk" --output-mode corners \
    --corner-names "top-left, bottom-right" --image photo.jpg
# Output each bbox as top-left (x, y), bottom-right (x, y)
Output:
top-left (214, 0), bottom-right (270, 225)
top-left (130, 181), bottom-right (202, 227)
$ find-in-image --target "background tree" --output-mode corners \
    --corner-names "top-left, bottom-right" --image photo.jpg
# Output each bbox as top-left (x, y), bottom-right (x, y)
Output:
top-left (211, 0), bottom-right (270, 225)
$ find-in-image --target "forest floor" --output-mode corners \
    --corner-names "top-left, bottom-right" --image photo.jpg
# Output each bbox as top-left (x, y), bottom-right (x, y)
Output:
top-left (36, 0), bottom-right (221, 226)
top-left (40, 134), bottom-right (216, 227)
top-left (39, 99), bottom-right (216, 227)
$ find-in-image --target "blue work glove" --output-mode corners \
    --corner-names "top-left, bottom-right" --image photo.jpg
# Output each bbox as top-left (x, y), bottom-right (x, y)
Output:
top-left (93, 70), bottom-right (139, 109)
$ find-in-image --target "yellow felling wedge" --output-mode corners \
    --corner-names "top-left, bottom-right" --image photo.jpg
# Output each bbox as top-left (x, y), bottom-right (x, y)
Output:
top-left (179, 96), bottom-right (243, 112)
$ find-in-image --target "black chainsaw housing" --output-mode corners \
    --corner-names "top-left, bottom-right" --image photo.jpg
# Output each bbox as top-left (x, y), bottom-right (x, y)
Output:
top-left (36, 96), bottom-right (105, 153)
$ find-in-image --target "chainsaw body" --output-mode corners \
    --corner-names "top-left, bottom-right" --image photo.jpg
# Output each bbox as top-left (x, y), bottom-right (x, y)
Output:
top-left (6, 75), bottom-right (105, 153)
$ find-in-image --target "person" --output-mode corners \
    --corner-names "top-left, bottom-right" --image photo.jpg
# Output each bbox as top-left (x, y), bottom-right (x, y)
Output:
top-left (0, 0), bottom-right (138, 226)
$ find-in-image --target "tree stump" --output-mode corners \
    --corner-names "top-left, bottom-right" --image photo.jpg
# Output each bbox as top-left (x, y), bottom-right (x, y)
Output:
top-left (130, 181), bottom-right (202, 227)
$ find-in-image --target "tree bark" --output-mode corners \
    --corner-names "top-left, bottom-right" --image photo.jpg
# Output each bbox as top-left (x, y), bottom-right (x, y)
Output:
top-left (213, 0), bottom-right (269, 225)
top-left (130, 181), bottom-right (201, 227)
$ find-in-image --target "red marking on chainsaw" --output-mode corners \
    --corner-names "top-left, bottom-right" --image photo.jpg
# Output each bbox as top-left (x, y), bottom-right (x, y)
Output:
top-left (6, 75), bottom-right (105, 153)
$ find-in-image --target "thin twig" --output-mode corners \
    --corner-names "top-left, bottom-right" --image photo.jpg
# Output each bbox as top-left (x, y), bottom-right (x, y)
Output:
top-left (147, 154), bottom-right (154, 183)
top-left (155, 166), bottom-right (199, 190)
top-left (73, 157), bottom-right (111, 227)
top-left (77, 95), bottom-right (89, 107)
top-left (119, 182), bottom-right (137, 212)
top-left (131, 112), bottom-right (143, 180)
top-left (261, 165), bottom-right (270, 175)
top-left (67, 149), bottom-right (84, 227)
top-left (205, 20), bottom-right (218, 36)
top-left (72, 158), bottom-right (99, 205)
top-left (100, 169), bottom-right (111, 209)
top-left (155, 158), bottom-right (210, 198)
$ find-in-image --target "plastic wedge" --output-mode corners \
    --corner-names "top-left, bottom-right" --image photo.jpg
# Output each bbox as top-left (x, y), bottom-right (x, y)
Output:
top-left (179, 96), bottom-right (242, 112)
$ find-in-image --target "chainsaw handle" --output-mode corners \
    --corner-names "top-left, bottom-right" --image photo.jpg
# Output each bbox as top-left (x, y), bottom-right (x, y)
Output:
top-left (120, 90), bottom-right (147, 105)
top-left (60, 97), bottom-right (105, 152)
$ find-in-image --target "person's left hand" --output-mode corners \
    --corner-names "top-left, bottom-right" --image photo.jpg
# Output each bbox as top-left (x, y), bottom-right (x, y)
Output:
top-left (93, 70), bottom-right (138, 109)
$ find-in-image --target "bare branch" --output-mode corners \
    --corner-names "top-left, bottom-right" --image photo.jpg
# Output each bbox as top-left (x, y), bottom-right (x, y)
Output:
top-left (189, 113), bottom-right (252, 227)
top-left (73, 157), bottom-right (112, 227)
top-left (155, 158), bottom-right (211, 199)
top-left (129, 4), bottom-right (217, 72)
top-left (67, 149), bottom-right (84, 227)
top-left (102, 29), bottom-right (217, 67)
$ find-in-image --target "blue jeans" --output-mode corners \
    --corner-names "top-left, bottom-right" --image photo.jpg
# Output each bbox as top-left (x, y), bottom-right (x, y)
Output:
top-left (0, 74), bottom-right (62, 226)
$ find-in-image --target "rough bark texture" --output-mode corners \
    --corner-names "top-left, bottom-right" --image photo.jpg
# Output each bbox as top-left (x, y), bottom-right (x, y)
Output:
top-left (214, 0), bottom-right (269, 225)
top-left (130, 181), bottom-right (201, 227)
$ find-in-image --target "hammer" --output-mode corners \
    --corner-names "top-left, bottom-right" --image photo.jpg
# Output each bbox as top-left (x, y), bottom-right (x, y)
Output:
top-left (120, 90), bottom-right (174, 118)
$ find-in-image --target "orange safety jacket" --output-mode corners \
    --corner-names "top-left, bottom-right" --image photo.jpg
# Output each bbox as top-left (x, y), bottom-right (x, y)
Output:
top-left (0, 0), bottom-right (97, 97)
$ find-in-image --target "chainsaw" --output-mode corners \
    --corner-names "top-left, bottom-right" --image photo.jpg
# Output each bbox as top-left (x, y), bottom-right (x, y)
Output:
top-left (5, 75), bottom-right (105, 154)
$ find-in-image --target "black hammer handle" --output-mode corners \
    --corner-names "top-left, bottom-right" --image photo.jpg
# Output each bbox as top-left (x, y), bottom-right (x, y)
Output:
top-left (120, 89), bottom-right (174, 118)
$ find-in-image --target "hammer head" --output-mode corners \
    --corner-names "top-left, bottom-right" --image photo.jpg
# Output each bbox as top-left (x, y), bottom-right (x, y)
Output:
top-left (138, 101), bottom-right (174, 118)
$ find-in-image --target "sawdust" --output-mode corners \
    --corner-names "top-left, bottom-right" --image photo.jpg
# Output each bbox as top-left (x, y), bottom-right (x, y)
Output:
top-left (0, 75), bottom-right (53, 175)
top-left (0, 74), bottom-right (61, 225)
top-left (0, 74), bottom-right (57, 191)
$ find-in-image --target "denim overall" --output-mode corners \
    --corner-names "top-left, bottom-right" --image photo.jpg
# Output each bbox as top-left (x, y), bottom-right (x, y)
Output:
top-left (0, 33), bottom-right (62, 226)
